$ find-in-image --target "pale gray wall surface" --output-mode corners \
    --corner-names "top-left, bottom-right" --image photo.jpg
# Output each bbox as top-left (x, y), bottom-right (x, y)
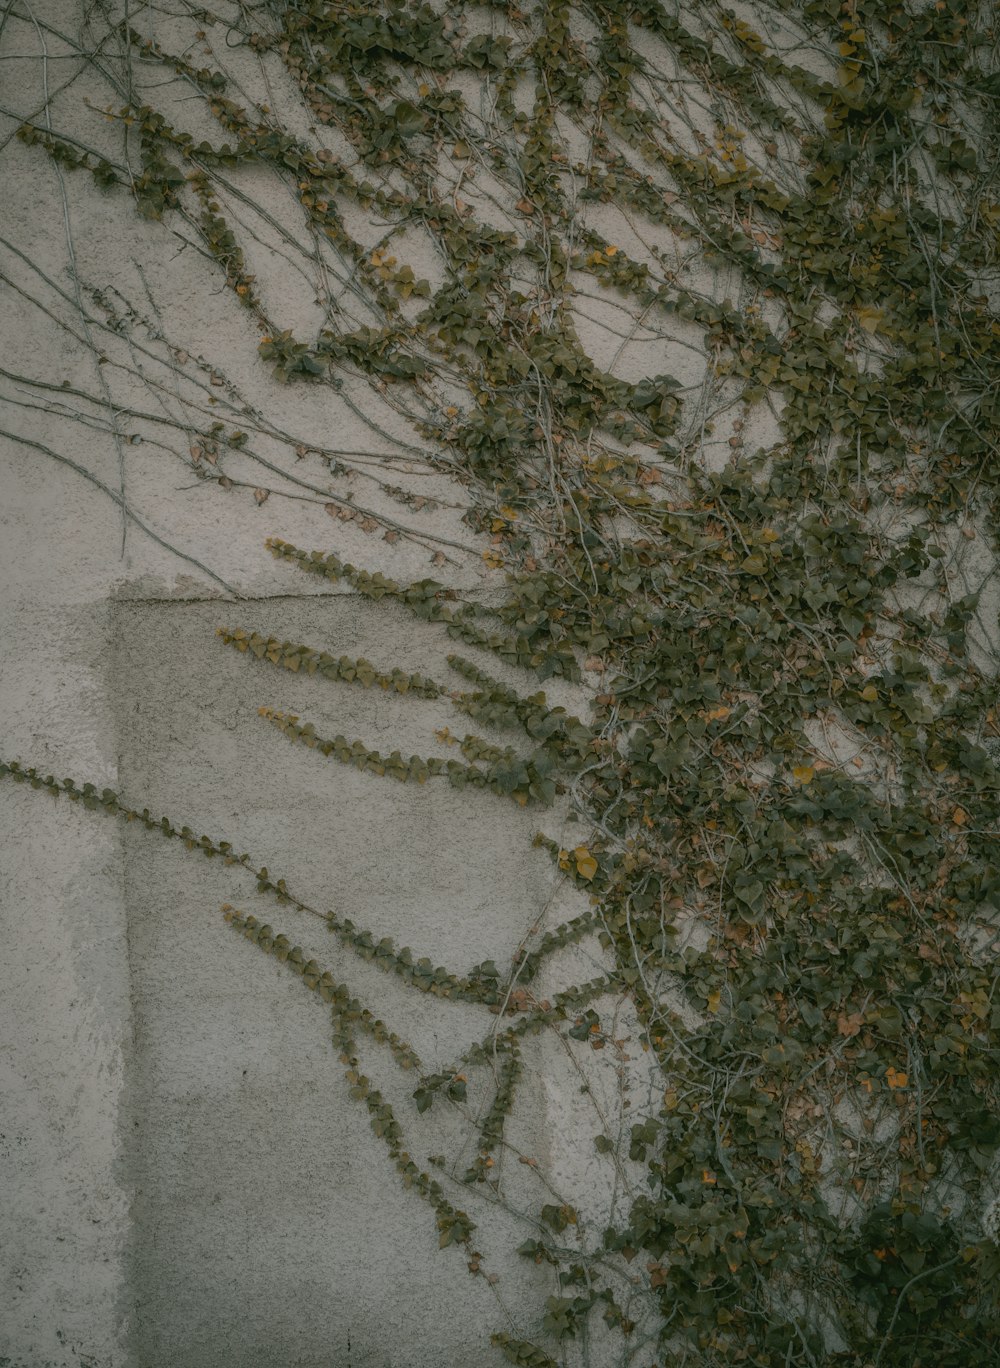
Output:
top-left (0, 3), bottom-right (698, 1365)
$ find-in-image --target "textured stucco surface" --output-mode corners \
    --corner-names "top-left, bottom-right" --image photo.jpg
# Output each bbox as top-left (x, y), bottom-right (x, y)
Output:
top-left (0, 4), bottom-right (710, 1363)
top-left (0, 420), bottom-right (606, 1367)
top-left (111, 595), bottom-right (560, 1368)
top-left (0, 122), bottom-right (623, 1368)
top-left (0, 413), bottom-right (591, 1367)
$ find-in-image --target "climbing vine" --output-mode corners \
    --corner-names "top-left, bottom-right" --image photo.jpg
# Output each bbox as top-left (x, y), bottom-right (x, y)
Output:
top-left (3, 0), bottom-right (1000, 1363)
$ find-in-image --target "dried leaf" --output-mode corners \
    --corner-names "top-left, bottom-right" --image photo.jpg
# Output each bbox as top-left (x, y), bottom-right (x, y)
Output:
top-left (574, 847), bottom-right (598, 881)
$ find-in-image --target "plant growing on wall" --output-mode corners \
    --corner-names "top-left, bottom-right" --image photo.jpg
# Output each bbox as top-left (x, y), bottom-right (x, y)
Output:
top-left (3, 0), bottom-right (1000, 1362)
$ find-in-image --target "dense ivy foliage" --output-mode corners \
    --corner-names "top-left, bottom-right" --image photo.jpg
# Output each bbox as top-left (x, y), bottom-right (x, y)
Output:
top-left (6, 0), bottom-right (1000, 1362)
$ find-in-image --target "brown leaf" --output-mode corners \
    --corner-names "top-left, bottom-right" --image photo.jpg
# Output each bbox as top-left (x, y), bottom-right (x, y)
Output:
top-left (253, 487), bottom-right (269, 505)
top-left (837, 1011), bottom-right (864, 1038)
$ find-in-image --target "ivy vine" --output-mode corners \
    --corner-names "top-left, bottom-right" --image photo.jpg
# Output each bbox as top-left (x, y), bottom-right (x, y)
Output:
top-left (5, 0), bottom-right (1000, 1363)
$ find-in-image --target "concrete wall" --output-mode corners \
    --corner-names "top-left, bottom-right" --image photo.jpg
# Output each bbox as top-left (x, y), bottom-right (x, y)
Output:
top-left (0, 5), bottom-right (667, 1364)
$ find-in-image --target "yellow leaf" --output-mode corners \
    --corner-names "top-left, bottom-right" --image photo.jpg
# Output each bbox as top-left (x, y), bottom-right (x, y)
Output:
top-left (707, 990), bottom-right (721, 1014)
top-left (574, 847), bottom-right (598, 880)
top-left (604, 244), bottom-right (618, 256)
top-left (861, 684), bottom-right (879, 701)
top-left (793, 765), bottom-right (815, 785)
top-left (952, 806), bottom-right (968, 826)
top-left (886, 1067), bottom-right (908, 1090)
top-left (857, 306), bottom-right (883, 334)
top-left (760, 528), bottom-right (779, 543)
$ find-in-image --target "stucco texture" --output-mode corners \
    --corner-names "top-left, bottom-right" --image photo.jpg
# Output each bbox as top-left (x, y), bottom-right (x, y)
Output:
top-left (0, 7), bottom-right (657, 1365)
